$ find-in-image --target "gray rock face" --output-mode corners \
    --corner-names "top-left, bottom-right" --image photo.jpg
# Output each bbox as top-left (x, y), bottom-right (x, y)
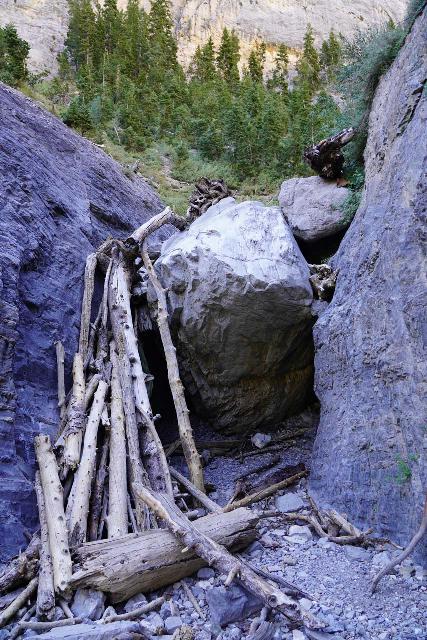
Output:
top-left (154, 197), bottom-right (314, 432)
top-left (0, 83), bottom-right (167, 560)
top-left (279, 176), bottom-right (349, 242)
top-left (310, 10), bottom-right (427, 564)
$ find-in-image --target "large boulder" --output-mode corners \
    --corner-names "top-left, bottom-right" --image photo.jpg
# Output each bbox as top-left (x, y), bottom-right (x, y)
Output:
top-left (0, 83), bottom-right (169, 559)
top-left (310, 10), bottom-right (427, 563)
top-left (154, 197), bottom-right (314, 432)
top-left (279, 176), bottom-right (350, 242)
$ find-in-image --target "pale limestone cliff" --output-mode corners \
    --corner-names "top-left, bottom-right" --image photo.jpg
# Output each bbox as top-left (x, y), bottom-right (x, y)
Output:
top-left (0, 0), bottom-right (408, 74)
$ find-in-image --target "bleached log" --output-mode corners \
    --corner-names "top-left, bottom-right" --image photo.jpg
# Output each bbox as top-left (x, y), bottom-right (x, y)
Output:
top-left (70, 507), bottom-right (258, 602)
top-left (142, 241), bottom-right (204, 493)
top-left (62, 353), bottom-right (85, 474)
top-left (84, 374), bottom-right (102, 411)
top-left (55, 341), bottom-right (66, 420)
top-left (0, 534), bottom-right (40, 595)
top-left (19, 617), bottom-right (83, 631)
top-left (108, 344), bottom-right (128, 539)
top-left (133, 484), bottom-right (300, 623)
top-left (68, 380), bottom-right (109, 547)
top-left (108, 257), bottom-right (172, 498)
top-left (34, 472), bottom-right (55, 620)
top-left (0, 577), bottom-right (38, 628)
top-left (78, 253), bottom-right (97, 362)
top-left (126, 207), bottom-right (185, 247)
top-left (35, 435), bottom-right (72, 596)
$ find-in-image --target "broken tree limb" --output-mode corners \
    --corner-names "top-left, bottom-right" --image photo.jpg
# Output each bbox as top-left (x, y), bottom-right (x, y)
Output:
top-left (78, 252), bottom-right (97, 362)
top-left (222, 470), bottom-right (308, 513)
top-left (142, 240), bottom-right (205, 493)
top-left (19, 617), bottom-right (83, 631)
top-left (35, 435), bottom-right (72, 596)
top-left (371, 491), bottom-right (427, 593)
top-left (0, 577), bottom-right (37, 628)
top-left (0, 534), bottom-right (40, 595)
top-left (303, 127), bottom-right (356, 179)
top-left (68, 380), bottom-right (109, 547)
top-left (34, 472), bottom-right (55, 620)
top-left (62, 353), bottom-right (86, 475)
top-left (101, 596), bottom-right (164, 623)
top-left (109, 256), bottom-right (172, 498)
top-left (70, 507), bottom-right (258, 601)
top-left (170, 468), bottom-right (220, 514)
top-left (133, 483), bottom-right (300, 623)
top-left (125, 207), bottom-right (186, 249)
top-left (108, 344), bottom-right (128, 539)
top-left (55, 341), bottom-right (66, 420)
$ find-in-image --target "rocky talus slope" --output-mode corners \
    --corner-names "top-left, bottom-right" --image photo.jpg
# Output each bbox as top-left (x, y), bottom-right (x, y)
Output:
top-left (310, 8), bottom-right (427, 563)
top-left (0, 0), bottom-right (408, 74)
top-left (0, 82), bottom-right (169, 560)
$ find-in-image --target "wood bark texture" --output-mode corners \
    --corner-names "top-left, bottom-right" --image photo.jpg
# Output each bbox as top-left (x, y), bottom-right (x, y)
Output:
top-left (62, 353), bottom-right (86, 474)
top-left (78, 252), bottom-right (97, 361)
top-left (34, 472), bottom-right (55, 620)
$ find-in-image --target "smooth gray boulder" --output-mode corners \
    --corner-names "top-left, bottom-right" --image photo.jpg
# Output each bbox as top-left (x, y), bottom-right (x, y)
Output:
top-left (0, 83), bottom-right (169, 560)
top-left (206, 584), bottom-right (263, 626)
top-left (71, 588), bottom-right (105, 621)
top-left (310, 9), bottom-right (427, 564)
top-left (279, 176), bottom-right (349, 242)
top-left (154, 197), bottom-right (314, 432)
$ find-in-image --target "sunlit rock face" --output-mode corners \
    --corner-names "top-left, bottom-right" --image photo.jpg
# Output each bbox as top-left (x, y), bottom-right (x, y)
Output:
top-left (0, 0), bottom-right (408, 74)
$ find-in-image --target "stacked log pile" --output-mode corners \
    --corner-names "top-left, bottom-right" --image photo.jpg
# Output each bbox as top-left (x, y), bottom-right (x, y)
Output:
top-left (0, 207), bottom-right (316, 637)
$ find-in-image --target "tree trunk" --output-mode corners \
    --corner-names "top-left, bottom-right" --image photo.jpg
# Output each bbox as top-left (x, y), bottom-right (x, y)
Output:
top-left (78, 252), bottom-right (97, 362)
top-left (0, 534), bottom-right (40, 595)
top-left (34, 472), bottom-right (55, 620)
top-left (55, 341), bottom-right (66, 420)
top-left (108, 343), bottom-right (128, 539)
top-left (70, 507), bottom-right (259, 602)
top-left (34, 435), bottom-right (72, 596)
top-left (88, 424), bottom-right (110, 542)
top-left (141, 241), bottom-right (204, 493)
top-left (68, 380), bottom-right (109, 547)
top-left (62, 353), bottom-right (86, 474)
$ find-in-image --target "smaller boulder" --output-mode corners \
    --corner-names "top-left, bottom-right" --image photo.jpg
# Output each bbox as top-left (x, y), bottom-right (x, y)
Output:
top-left (275, 492), bottom-right (305, 513)
top-left (206, 584), bottom-right (262, 626)
top-left (124, 593), bottom-right (148, 613)
top-left (288, 525), bottom-right (312, 541)
top-left (164, 616), bottom-right (183, 634)
top-left (70, 588), bottom-right (105, 621)
top-left (279, 176), bottom-right (350, 242)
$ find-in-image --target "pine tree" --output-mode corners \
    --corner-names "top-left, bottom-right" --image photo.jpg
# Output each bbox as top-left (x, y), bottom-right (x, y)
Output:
top-left (121, 0), bottom-right (149, 79)
top-left (148, 0), bottom-right (178, 71)
top-left (247, 41), bottom-right (266, 82)
top-left (268, 43), bottom-right (289, 94)
top-left (296, 24), bottom-right (321, 94)
top-left (321, 30), bottom-right (342, 79)
top-left (0, 24), bottom-right (30, 86)
top-left (217, 28), bottom-right (240, 86)
top-left (190, 37), bottom-right (216, 82)
top-left (66, 0), bottom-right (96, 70)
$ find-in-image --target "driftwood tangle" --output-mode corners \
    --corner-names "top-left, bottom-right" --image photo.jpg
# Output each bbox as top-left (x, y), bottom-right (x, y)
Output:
top-left (304, 127), bottom-right (356, 179)
top-left (186, 177), bottom-right (230, 222)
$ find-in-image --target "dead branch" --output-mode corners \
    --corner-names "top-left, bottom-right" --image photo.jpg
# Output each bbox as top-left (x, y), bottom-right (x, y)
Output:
top-left (222, 470), bottom-right (308, 513)
top-left (19, 617), bottom-right (83, 631)
top-left (0, 534), bottom-right (40, 595)
top-left (9, 604), bottom-right (36, 640)
top-left (179, 581), bottom-right (205, 619)
top-left (371, 492), bottom-right (427, 593)
top-left (0, 577), bottom-right (37, 628)
top-left (133, 483), bottom-right (301, 623)
top-left (170, 468), bottom-right (220, 514)
top-left (55, 341), bottom-right (66, 419)
top-left (101, 596), bottom-right (164, 623)
top-left (88, 423), bottom-right (110, 541)
top-left (61, 353), bottom-right (86, 474)
top-left (303, 127), bottom-right (356, 179)
top-left (78, 253), bottom-right (97, 361)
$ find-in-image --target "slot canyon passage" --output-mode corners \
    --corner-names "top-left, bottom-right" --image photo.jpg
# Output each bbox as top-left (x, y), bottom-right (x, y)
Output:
top-left (0, 6), bottom-right (426, 640)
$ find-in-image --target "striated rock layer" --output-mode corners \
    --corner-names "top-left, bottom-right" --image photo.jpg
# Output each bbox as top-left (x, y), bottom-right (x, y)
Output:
top-left (0, 83), bottom-right (167, 559)
top-left (0, 0), bottom-right (408, 74)
top-left (154, 197), bottom-right (314, 433)
top-left (310, 10), bottom-right (427, 563)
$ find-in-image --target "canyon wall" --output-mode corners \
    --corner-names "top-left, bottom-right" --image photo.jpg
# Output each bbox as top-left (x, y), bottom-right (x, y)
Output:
top-left (0, 0), bottom-right (408, 74)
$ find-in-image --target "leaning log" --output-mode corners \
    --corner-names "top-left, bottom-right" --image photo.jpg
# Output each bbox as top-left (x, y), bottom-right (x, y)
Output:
top-left (35, 435), bottom-right (72, 596)
top-left (68, 380), bottom-right (109, 547)
top-left (142, 240), bottom-right (205, 494)
top-left (303, 127), bottom-right (356, 179)
top-left (78, 252), bottom-right (97, 362)
top-left (34, 472), bottom-right (55, 620)
top-left (70, 508), bottom-right (259, 602)
top-left (61, 353), bottom-right (86, 474)
top-left (0, 535), bottom-right (40, 595)
top-left (133, 484), bottom-right (300, 623)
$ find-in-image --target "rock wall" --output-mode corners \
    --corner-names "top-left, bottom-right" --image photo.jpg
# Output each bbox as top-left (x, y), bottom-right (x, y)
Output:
top-left (310, 9), bottom-right (427, 562)
top-left (0, 0), bottom-right (408, 74)
top-left (0, 83), bottom-right (168, 560)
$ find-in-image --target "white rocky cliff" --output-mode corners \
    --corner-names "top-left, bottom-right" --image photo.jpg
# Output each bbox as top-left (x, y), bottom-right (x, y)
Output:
top-left (0, 0), bottom-right (408, 74)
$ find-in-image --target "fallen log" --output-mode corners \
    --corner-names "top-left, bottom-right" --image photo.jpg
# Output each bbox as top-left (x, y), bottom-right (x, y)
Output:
top-left (34, 472), bottom-right (55, 620)
top-left (35, 435), bottom-right (72, 596)
top-left (133, 484), bottom-right (300, 623)
top-left (0, 577), bottom-right (37, 628)
top-left (70, 507), bottom-right (259, 602)
top-left (142, 240), bottom-right (204, 494)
